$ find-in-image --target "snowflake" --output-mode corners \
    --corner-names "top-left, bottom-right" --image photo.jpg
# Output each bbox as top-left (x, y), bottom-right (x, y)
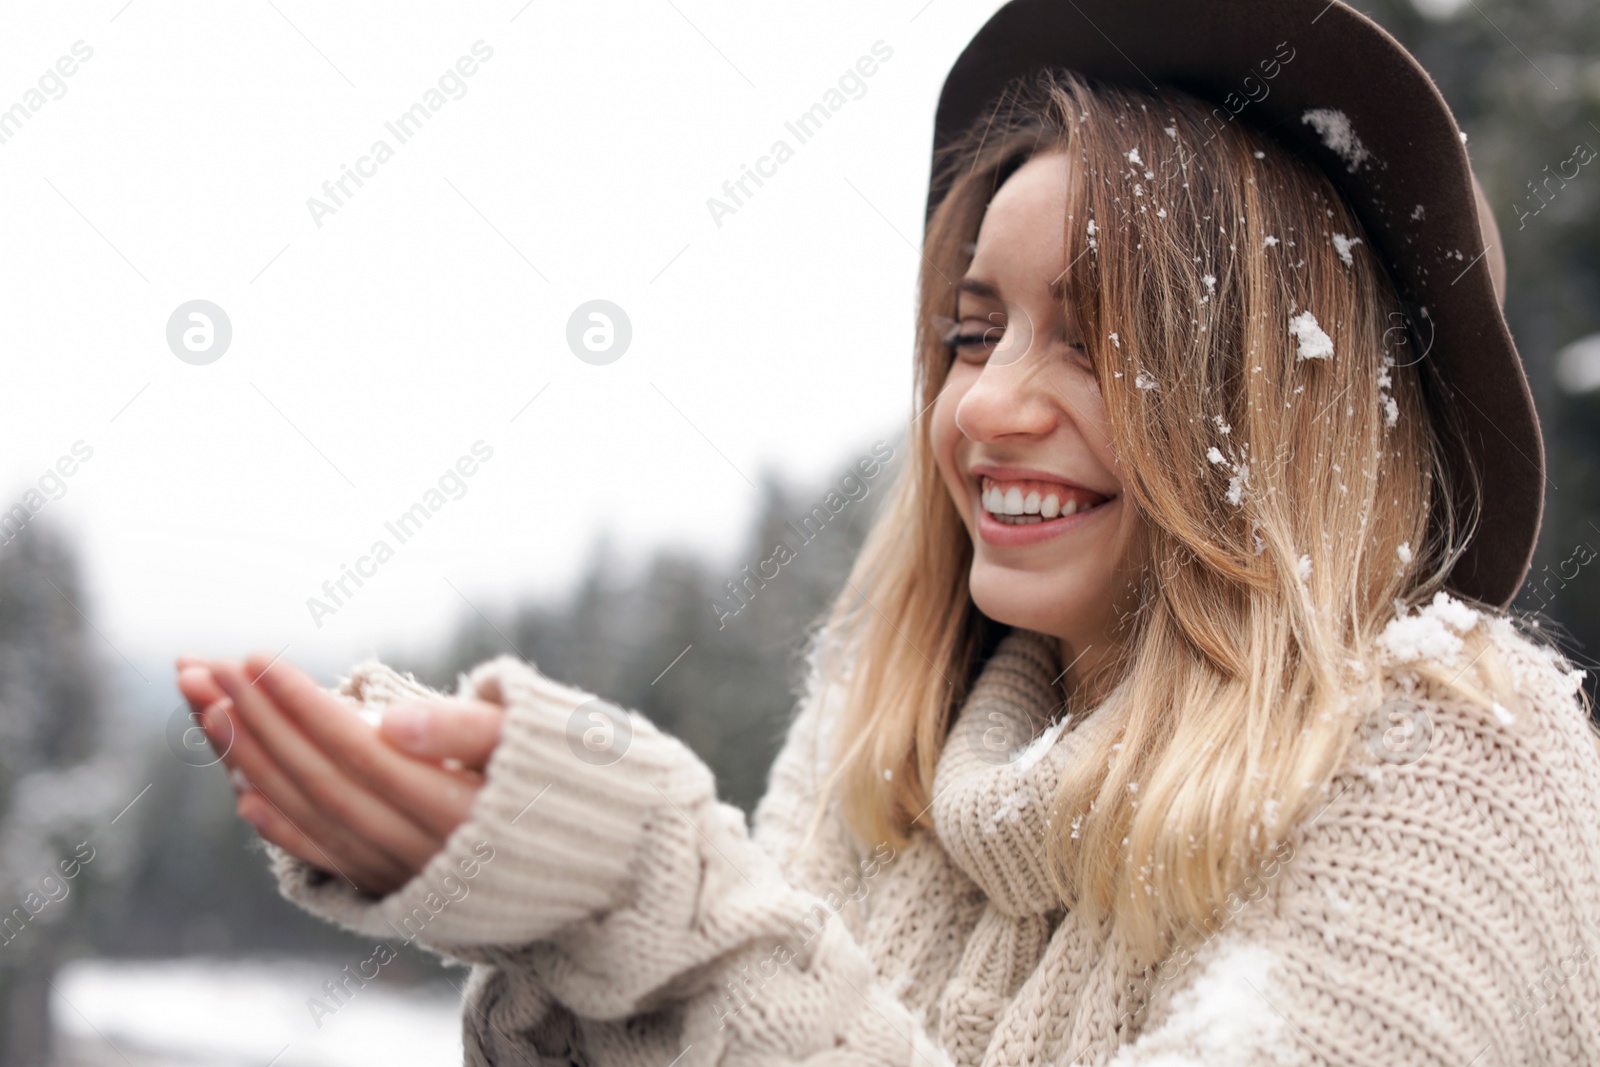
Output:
top-left (1288, 310), bottom-right (1334, 361)
top-left (1332, 233), bottom-right (1363, 267)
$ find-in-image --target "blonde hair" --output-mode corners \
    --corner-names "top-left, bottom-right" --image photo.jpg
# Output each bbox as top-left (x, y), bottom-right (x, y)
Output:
top-left (803, 69), bottom-right (1588, 964)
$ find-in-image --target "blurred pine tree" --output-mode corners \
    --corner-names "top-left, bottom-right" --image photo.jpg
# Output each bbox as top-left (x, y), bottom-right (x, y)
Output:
top-left (0, 523), bottom-right (122, 1066)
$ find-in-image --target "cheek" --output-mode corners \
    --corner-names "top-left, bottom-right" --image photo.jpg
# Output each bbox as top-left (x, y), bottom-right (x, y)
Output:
top-left (1085, 398), bottom-right (1137, 562)
top-left (1076, 379), bottom-right (1122, 482)
top-left (930, 373), bottom-right (974, 510)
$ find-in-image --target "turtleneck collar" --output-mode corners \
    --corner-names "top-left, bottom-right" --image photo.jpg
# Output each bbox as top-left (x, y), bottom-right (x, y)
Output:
top-left (930, 627), bottom-right (1120, 917)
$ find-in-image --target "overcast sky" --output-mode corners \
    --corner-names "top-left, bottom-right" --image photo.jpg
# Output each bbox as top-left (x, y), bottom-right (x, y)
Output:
top-left (0, 0), bottom-right (1018, 687)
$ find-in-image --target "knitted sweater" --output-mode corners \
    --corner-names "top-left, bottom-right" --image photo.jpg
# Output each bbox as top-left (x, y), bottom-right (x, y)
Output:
top-left (267, 594), bottom-right (1600, 1066)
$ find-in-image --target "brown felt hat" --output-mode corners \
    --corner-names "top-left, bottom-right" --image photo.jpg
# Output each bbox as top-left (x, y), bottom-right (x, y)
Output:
top-left (925, 0), bottom-right (1543, 608)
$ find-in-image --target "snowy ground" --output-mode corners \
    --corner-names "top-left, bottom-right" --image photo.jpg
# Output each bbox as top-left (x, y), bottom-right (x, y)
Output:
top-left (48, 956), bottom-right (463, 1066)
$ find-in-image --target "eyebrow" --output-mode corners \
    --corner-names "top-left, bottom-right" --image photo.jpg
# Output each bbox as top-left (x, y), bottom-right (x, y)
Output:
top-left (955, 277), bottom-right (1000, 300)
top-left (955, 272), bottom-right (1071, 305)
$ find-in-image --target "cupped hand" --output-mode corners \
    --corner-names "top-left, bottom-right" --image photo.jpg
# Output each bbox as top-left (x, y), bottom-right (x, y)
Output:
top-left (175, 653), bottom-right (505, 897)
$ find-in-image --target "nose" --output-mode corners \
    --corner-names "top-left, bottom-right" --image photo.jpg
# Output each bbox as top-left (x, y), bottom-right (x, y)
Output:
top-left (953, 321), bottom-right (1059, 443)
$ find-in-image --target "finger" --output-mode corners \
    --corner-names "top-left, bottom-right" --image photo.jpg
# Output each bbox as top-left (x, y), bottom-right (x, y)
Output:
top-left (379, 698), bottom-right (504, 769)
top-left (177, 667), bottom-right (235, 765)
top-left (242, 656), bottom-right (488, 838)
top-left (240, 791), bottom-right (403, 896)
top-left (197, 666), bottom-right (479, 842)
top-left (210, 662), bottom-right (442, 879)
top-left (199, 692), bottom-right (408, 891)
top-left (201, 696), bottom-right (244, 772)
top-left (216, 658), bottom-right (443, 868)
top-left (177, 665), bottom-right (227, 712)
top-left (234, 789), bottom-right (354, 886)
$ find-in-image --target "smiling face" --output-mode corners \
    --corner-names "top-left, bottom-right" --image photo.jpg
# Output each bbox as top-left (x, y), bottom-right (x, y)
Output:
top-left (931, 150), bottom-right (1145, 697)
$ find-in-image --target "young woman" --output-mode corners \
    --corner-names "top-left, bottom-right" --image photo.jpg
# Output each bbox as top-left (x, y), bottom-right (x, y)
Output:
top-left (177, 1), bottom-right (1600, 1062)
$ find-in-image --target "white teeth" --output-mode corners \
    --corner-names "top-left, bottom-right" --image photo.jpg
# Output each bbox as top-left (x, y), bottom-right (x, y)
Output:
top-left (978, 478), bottom-right (1102, 520)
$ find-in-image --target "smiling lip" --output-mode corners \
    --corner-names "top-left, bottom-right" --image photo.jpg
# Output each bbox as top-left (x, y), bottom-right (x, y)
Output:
top-left (968, 463), bottom-right (1117, 548)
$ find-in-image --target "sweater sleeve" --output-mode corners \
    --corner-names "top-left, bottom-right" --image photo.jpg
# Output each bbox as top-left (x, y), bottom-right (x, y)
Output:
top-left (264, 652), bottom-right (953, 1067)
top-left (1105, 617), bottom-right (1600, 1067)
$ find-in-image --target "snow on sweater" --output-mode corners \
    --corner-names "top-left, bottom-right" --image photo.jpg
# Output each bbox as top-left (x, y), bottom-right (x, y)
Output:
top-left (265, 596), bottom-right (1600, 1066)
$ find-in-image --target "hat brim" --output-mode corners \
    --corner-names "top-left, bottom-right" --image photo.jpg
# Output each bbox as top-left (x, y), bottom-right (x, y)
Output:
top-left (926, 0), bottom-right (1543, 608)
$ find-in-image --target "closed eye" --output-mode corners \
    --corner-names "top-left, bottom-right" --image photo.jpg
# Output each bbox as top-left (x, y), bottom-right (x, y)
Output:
top-left (937, 313), bottom-right (1006, 355)
top-left (934, 309), bottom-right (1085, 362)
top-left (948, 331), bottom-right (1001, 349)
top-left (945, 332), bottom-right (1087, 356)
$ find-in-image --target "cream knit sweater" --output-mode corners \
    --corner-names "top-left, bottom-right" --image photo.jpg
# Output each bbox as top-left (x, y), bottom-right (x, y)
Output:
top-left (267, 593), bottom-right (1600, 1066)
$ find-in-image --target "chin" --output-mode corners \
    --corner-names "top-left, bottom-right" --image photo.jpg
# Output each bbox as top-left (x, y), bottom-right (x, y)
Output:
top-left (967, 562), bottom-right (1110, 644)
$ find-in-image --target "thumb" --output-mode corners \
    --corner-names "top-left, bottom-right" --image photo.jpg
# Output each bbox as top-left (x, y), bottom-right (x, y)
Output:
top-left (379, 698), bottom-right (504, 769)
